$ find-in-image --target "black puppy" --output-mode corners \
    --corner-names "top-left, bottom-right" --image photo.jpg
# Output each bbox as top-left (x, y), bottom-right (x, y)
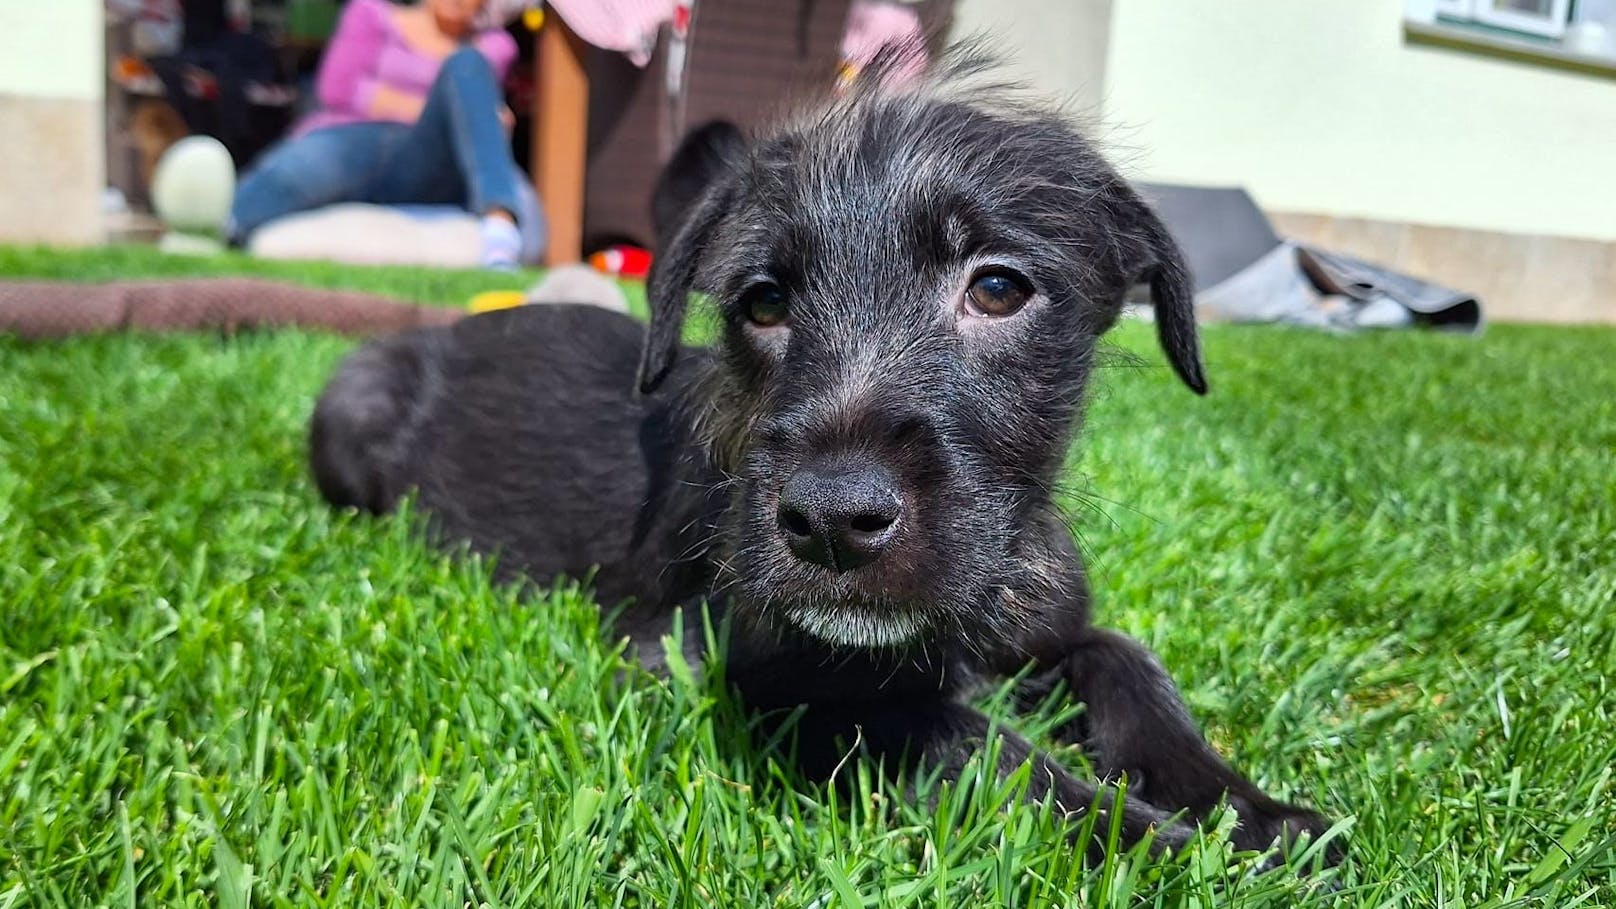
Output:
top-left (310, 58), bottom-right (1332, 860)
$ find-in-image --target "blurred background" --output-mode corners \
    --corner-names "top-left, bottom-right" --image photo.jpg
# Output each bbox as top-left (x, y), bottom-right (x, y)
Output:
top-left (0, 0), bottom-right (1611, 324)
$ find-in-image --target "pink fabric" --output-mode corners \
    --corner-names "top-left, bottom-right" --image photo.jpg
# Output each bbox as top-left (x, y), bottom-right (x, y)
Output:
top-left (841, 1), bottom-right (927, 83)
top-left (548, 0), bottom-right (676, 67)
top-left (296, 0), bottom-right (518, 136)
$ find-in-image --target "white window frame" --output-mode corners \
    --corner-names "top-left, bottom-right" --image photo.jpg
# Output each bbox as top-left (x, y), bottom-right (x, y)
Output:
top-left (1434, 0), bottom-right (1475, 18)
top-left (1470, 0), bottom-right (1573, 38)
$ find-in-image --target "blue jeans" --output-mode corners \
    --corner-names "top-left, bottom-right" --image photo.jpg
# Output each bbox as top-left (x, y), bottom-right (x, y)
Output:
top-left (231, 47), bottom-right (543, 256)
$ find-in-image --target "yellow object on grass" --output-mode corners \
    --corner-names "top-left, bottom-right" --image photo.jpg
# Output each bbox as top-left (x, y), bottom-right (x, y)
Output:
top-left (468, 290), bottom-right (527, 313)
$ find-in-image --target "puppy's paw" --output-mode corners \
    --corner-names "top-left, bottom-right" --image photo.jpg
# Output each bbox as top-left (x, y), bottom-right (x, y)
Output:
top-left (1230, 797), bottom-right (1343, 870)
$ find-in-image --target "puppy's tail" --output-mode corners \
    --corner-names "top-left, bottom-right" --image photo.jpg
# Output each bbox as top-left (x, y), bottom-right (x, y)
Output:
top-left (651, 120), bottom-right (746, 251)
top-left (309, 332), bottom-right (438, 514)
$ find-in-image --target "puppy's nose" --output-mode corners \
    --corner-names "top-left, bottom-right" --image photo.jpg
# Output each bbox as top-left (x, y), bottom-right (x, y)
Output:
top-left (778, 460), bottom-right (903, 572)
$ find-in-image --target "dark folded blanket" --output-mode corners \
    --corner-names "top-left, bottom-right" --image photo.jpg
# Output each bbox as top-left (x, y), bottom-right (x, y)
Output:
top-left (1138, 182), bottom-right (1483, 333)
top-left (1297, 247), bottom-right (1481, 331)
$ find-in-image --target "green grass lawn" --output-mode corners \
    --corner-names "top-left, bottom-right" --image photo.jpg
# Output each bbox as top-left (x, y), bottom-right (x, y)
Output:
top-left (2, 246), bottom-right (1613, 907)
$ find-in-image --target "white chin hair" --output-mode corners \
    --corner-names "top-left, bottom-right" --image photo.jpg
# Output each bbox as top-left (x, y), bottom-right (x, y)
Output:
top-left (787, 606), bottom-right (925, 648)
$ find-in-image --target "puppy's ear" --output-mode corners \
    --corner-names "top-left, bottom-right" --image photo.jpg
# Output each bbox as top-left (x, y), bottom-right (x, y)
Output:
top-left (639, 161), bottom-right (741, 395)
top-left (650, 120), bottom-right (745, 248)
top-left (1119, 186), bottom-right (1207, 395)
top-left (1142, 220), bottom-right (1207, 394)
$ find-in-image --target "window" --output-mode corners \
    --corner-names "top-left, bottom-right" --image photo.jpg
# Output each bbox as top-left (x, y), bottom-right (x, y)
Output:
top-left (1469, 0), bottom-right (1573, 38)
top-left (1404, 0), bottom-right (1616, 78)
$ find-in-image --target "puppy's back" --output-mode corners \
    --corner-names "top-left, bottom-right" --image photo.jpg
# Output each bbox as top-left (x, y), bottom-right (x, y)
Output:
top-left (310, 304), bottom-right (717, 607)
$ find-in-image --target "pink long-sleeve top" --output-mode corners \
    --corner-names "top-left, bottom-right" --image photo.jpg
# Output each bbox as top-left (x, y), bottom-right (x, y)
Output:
top-left (294, 0), bottom-right (517, 137)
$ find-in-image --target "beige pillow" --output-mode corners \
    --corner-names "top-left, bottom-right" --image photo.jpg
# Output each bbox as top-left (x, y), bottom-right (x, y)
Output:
top-left (249, 204), bottom-right (481, 268)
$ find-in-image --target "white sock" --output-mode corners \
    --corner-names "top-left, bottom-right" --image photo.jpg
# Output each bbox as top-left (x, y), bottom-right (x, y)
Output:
top-left (479, 216), bottom-right (523, 270)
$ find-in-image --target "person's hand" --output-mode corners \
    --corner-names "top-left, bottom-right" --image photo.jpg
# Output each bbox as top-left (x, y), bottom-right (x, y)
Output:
top-left (370, 84), bottom-right (426, 124)
top-left (498, 104), bottom-right (515, 134)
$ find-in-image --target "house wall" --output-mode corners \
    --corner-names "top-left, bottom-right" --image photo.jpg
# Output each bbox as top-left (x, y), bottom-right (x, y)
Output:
top-left (0, 0), bottom-right (106, 246)
top-left (947, 0), bottom-right (1114, 118)
top-left (1103, 0), bottom-right (1616, 244)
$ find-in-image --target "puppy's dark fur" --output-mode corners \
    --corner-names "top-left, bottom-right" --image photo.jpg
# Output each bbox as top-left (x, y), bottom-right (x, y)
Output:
top-left (311, 57), bottom-right (1332, 860)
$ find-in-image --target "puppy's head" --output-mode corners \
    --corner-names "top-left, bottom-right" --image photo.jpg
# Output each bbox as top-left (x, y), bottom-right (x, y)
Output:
top-left (642, 56), bottom-right (1205, 652)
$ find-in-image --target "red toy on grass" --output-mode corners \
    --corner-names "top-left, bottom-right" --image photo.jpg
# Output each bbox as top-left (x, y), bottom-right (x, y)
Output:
top-left (588, 245), bottom-right (652, 280)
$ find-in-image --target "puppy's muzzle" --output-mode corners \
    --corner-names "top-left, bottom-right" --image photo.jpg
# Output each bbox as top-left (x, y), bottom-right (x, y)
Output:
top-left (777, 457), bottom-right (904, 572)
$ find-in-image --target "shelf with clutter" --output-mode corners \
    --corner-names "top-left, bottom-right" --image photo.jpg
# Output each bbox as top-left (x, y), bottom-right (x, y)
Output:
top-left (104, 0), bottom-right (339, 220)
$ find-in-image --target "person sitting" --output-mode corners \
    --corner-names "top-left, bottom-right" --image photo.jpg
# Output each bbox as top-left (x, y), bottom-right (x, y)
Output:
top-left (227, 0), bottom-right (542, 269)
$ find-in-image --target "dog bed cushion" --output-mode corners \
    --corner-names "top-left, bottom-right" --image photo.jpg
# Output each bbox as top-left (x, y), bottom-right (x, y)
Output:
top-left (247, 203), bottom-right (483, 268)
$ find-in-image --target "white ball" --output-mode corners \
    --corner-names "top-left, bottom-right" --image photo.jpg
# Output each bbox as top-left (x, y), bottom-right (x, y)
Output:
top-left (150, 136), bottom-right (236, 233)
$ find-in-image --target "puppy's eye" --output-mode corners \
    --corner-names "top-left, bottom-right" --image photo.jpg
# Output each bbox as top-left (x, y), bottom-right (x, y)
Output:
top-left (740, 283), bottom-right (789, 327)
top-left (965, 269), bottom-right (1033, 317)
